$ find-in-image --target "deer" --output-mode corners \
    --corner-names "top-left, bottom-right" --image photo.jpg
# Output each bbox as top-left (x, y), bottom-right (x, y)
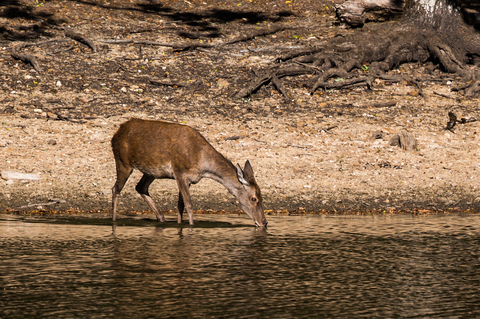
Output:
top-left (111, 118), bottom-right (267, 227)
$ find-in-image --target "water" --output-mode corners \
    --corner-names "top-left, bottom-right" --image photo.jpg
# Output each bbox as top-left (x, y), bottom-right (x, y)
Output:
top-left (1, 214), bottom-right (480, 318)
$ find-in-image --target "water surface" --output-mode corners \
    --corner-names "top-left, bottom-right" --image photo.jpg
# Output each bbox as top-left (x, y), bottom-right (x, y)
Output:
top-left (1, 214), bottom-right (480, 318)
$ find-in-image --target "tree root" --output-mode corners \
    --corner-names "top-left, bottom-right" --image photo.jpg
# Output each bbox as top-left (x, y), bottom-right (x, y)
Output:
top-left (224, 24), bottom-right (285, 45)
top-left (235, 66), bottom-right (310, 99)
top-left (235, 17), bottom-right (480, 99)
top-left (65, 31), bottom-right (98, 52)
top-left (10, 44), bottom-right (42, 72)
top-left (99, 24), bottom-right (286, 52)
top-left (465, 80), bottom-right (480, 97)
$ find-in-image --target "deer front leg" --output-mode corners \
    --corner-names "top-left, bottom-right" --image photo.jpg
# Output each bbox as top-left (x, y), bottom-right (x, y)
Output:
top-left (177, 191), bottom-right (185, 224)
top-left (176, 178), bottom-right (194, 225)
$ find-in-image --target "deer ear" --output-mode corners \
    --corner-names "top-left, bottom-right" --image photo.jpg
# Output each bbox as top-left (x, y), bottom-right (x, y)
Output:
top-left (236, 163), bottom-right (250, 186)
top-left (243, 160), bottom-right (255, 181)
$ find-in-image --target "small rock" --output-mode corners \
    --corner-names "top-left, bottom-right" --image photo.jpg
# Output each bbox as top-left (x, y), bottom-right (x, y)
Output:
top-left (47, 112), bottom-right (58, 119)
top-left (85, 192), bottom-right (98, 198)
top-left (47, 139), bottom-right (57, 145)
top-left (1, 171), bottom-right (40, 181)
top-left (370, 130), bottom-right (384, 140)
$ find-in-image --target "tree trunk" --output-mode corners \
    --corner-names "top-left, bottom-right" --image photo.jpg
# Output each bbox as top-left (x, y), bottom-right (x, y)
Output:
top-left (335, 0), bottom-right (404, 27)
top-left (336, 0), bottom-right (480, 28)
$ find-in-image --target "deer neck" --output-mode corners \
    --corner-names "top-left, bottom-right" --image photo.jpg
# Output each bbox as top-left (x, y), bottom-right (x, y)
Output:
top-left (203, 153), bottom-right (242, 197)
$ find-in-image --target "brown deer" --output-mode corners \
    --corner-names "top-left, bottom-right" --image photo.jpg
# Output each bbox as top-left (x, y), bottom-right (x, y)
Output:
top-left (111, 118), bottom-right (267, 227)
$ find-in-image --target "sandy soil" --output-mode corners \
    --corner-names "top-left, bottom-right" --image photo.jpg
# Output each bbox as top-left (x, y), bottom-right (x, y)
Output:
top-left (1, 0), bottom-right (480, 218)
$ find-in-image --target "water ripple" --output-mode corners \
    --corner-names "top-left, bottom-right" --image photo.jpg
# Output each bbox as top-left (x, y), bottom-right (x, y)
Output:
top-left (1, 214), bottom-right (480, 318)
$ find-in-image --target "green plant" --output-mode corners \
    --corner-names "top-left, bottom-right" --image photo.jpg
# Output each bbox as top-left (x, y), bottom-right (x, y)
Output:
top-left (337, 157), bottom-right (343, 173)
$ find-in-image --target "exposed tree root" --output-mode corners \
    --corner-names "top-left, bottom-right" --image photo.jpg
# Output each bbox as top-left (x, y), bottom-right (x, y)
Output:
top-left (235, 15), bottom-right (480, 99)
top-left (65, 31), bottom-right (98, 53)
top-left (99, 24), bottom-right (286, 52)
top-left (235, 66), bottom-right (310, 99)
top-left (10, 43), bottom-right (43, 72)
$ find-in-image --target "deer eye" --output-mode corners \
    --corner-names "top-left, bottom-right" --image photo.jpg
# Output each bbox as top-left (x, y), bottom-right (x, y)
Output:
top-left (251, 197), bottom-right (257, 203)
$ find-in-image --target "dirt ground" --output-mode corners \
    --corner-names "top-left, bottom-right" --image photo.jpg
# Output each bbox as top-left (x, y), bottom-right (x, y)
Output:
top-left (1, 0), bottom-right (480, 218)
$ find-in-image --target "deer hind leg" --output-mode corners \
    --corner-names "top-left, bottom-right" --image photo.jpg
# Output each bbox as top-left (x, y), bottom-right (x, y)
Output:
top-left (176, 177), bottom-right (194, 225)
top-left (112, 162), bottom-right (133, 221)
top-left (135, 174), bottom-right (166, 222)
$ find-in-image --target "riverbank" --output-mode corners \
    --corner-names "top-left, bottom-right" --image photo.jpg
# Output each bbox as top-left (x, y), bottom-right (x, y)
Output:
top-left (1, 0), bottom-right (480, 215)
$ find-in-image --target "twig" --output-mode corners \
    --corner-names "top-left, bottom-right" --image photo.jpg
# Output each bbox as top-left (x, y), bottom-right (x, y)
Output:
top-left (55, 114), bottom-right (87, 124)
top-left (149, 80), bottom-right (185, 87)
top-left (319, 125), bottom-right (338, 133)
top-left (371, 101), bottom-right (397, 108)
top-left (15, 199), bottom-right (66, 210)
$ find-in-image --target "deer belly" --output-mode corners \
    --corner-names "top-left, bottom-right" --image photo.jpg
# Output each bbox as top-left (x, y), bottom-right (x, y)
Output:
top-left (136, 163), bottom-right (175, 179)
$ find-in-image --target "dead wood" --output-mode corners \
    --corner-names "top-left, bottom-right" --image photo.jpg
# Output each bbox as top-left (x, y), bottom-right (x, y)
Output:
top-left (319, 125), bottom-right (338, 133)
top-left (65, 31), bottom-right (98, 52)
top-left (446, 111), bottom-right (477, 132)
top-left (434, 91), bottom-right (460, 101)
top-left (55, 113), bottom-right (87, 124)
top-left (446, 111), bottom-right (458, 132)
top-left (224, 135), bottom-right (245, 141)
top-left (389, 130), bottom-right (417, 151)
top-left (372, 101), bottom-right (397, 108)
top-left (459, 117), bottom-right (477, 124)
top-left (15, 199), bottom-right (66, 210)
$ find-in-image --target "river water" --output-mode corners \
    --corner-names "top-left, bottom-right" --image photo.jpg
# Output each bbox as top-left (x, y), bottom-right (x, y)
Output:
top-left (1, 214), bottom-right (480, 318)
